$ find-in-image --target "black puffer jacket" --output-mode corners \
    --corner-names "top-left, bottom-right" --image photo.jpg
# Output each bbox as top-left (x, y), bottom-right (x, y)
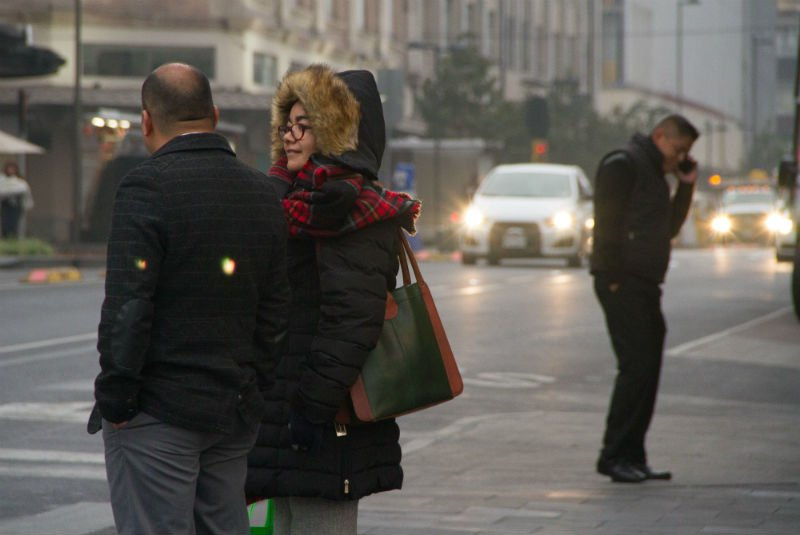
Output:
top-left (590, 133), bottom-right (694, 284)
top-left (246, 67), bottom-right (408, 500)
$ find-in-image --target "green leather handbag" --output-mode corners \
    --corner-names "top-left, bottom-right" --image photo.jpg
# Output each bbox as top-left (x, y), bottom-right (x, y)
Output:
top-left (339, 231), bottom-right (463, 423)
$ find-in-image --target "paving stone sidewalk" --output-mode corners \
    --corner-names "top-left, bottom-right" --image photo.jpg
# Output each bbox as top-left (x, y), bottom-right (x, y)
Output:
top-left (356, 314), bottom-right (800, 535)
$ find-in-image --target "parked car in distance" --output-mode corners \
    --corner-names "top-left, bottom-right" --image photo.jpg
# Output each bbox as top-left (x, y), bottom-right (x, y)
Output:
top-left (459, 163), bottom-right (594, 267)
top-left (709, 186), bottom-right (789, 245)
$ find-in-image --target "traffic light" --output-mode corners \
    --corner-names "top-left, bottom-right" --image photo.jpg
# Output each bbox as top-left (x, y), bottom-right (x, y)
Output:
top-left (0, 23), bottom-right (65, 78)
top-left (524, 96), bottom-right (549, 138)
top-left (531, 139), bottom-right (549, 162)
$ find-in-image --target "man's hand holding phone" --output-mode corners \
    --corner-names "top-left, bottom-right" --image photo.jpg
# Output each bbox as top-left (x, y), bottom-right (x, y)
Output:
top-left (677, 157), bottom-right (698, 184)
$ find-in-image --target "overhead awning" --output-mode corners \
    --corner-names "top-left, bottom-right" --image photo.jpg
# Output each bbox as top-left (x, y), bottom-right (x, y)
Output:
top-left (0, 129), bottom-right (44, 154)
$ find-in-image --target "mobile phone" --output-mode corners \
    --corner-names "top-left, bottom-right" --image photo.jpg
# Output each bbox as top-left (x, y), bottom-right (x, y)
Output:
top-left (678, 159), bottom-right (696, 174)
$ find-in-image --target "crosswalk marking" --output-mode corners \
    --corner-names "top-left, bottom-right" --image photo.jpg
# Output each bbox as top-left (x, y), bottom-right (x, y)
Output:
top-left (0, 401), bottom-right (94, 423)
top-left (0, 448), bottom-right (103, 464)
top-left (0, 502), bottom-right (112, 535)
top-left (666, 306), bottom-right (792, 356)
top-left (38, 380), bottom-right (95, 392)
top-left (0, 464), bottom-right (106, 482)
top-left (0, 333), bottom-right (96, 355)
top-left (0, 344), bottom-right (95, 369)
top-left (0, 449), bottom-right (105, 484)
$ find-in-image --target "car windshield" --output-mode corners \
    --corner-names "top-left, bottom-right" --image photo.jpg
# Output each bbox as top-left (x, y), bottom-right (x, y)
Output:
top-left (479, 171), bottom-right (573, 198)
top-left (721, 190), bottom-right (775, 205)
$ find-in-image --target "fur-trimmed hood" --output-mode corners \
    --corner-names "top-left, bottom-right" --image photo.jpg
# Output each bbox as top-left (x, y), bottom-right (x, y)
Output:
top-left (271, 64), bottom-right (385, 180)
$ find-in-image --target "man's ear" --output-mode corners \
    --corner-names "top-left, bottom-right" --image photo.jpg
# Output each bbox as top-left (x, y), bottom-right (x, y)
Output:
top-left (141, 109), bottom-right (154, 137)
top-left (212, 106), bottom-right (220, 128)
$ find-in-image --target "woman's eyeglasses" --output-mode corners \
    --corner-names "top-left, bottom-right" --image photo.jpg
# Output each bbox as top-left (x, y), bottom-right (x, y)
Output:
top-left (278, 123), bottom-right (312, 141)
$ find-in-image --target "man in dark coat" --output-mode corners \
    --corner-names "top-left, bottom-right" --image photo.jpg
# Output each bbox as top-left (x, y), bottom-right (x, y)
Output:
top-left (591, 114), bottom-right (699, 483)
top-left (88, 63), bottom-right (289, 534)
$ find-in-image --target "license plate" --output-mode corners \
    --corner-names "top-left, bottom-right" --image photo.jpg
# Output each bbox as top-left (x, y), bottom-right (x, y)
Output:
top-left (502, 228), bottom-right (527, 249)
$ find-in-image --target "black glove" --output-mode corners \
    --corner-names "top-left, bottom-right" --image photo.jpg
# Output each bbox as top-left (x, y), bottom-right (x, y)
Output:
top-left (288, 409), bottom-right (323, 454)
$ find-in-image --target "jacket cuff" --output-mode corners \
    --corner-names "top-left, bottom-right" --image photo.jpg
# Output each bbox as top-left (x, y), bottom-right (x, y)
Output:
top-left (594, 269), bottom-right (625, 285)
top-left (97, 397), bottom-right (138, 424)
top-left (291, 390), bottom-right (337, 425)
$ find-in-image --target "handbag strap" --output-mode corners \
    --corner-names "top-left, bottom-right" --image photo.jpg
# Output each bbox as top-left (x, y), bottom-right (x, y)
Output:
top-left (397, 230), bottom-right (423, 286)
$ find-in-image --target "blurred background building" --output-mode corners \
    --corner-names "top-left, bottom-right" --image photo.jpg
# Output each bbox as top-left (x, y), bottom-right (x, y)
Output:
top-left (0, 0), bottom-right (797, 245)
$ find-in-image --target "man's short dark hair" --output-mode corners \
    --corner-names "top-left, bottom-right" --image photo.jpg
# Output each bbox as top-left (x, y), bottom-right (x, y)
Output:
top-left (141, 63), bottom-right (215, 132)
top-left (653, 114), bottom-right (700, 141)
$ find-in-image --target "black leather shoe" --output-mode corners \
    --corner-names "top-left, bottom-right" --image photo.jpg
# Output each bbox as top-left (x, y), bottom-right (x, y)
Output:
top-left (597, 458), bottom-right (646, 483)
top-left (632, 463), bottom-right (672, 480)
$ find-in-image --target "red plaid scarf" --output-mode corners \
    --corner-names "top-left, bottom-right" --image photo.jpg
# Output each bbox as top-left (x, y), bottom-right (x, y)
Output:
top-left (269, 157), bottom-right (420, 238)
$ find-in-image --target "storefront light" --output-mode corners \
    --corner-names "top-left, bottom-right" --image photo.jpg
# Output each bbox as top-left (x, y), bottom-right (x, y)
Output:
top-left (91, 116), bottom-right (105, 128)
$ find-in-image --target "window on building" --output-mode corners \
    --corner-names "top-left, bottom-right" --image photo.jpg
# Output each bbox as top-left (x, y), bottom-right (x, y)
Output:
top-left (536, 26), bottom-right (547, 79)
top-left (601, 0), bottom-right (623, 86)
top-left (776, 27), bottom-right (798, 57)
top-left (332, 0), bottom-right (348, 22)
top-left (365, 0), bottom-right (379, 33)
top-left (253, 53), bottom-right (277, 87)
top-left (505, 15), bottom-right (515, 70)
top-left (83, 44), bottom-right (215, 78)
top-left (521, 19), bottom-right (531, 71)
top-left (392, 0), bottom-right (408, 42)
top-left (288, 61), bottom-right (307, 73)
top-left (422, 2), bottom-right (437, 42)
top-left (488, 11), bottom-right (497, 57)
top-left (352, 0), bottom-right (365, 29)
top-left (467, 3), bottom-right (479, 36)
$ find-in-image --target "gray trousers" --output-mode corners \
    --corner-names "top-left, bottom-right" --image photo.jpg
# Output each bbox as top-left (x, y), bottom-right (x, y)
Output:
top-left (272, 496), bottom-right (358, 535)
top-left (103, 411), bottom-right (258, 535)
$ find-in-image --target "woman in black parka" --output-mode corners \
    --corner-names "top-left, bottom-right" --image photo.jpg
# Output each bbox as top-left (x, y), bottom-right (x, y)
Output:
top-left (246, 65), bottom-right (419, 534)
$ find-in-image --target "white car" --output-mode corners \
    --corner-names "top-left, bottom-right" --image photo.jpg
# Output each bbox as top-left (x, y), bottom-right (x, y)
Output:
top-left (459, 163), bottom-right (594, 267)
top-left (708, 186), bottom-right (790, 245)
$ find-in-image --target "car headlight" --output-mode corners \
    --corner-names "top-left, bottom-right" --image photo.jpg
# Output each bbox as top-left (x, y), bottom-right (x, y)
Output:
top-left (710, 213), bottom-right (732, 234)
top-left (765, 211), bottom-right (793, 235)
top-left (549, 211), bottom-right (575, 230)
top-left (462, 206), bottom-right (485, 230)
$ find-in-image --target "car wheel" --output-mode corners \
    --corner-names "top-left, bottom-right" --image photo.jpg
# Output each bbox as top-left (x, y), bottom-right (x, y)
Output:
top-left (461, 253), bottom-right (477, 265)
top-left (487, 252), bottom-right (501, 266)
top-left (566, 232), bottom-right (589, 267)
top-left (566, 254), bottom-right (581, 268)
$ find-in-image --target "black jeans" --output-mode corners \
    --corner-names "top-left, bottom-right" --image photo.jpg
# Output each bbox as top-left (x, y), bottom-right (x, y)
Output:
top-left (594, 275), bottom-right (666, 464)
top-left (1, 197), bottom-right (22, 238)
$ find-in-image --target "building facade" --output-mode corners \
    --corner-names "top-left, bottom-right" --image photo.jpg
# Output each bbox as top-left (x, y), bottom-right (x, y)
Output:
top-left (1, 0), bottom-right (404, 242)
top-left (776, 0), bottom-right (800, 141)
top-left (0, 0), bottom-right (596, 244)
top-left (595, 0), bottom-right (798, 178)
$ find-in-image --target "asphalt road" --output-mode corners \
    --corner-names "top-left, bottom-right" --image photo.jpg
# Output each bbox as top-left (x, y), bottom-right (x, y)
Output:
top-left (0, 246), bottom-right (797, 534)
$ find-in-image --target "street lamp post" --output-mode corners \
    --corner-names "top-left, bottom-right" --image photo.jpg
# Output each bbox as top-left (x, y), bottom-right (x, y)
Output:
top-left (750, 34), bottom-right (773, 159)
top-left (72, 0), bottom-right (83, 243)
top-left (676, 0), bottom-right (700, 111)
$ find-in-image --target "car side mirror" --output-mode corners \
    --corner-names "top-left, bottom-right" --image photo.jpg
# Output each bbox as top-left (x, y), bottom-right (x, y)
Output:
top-left (778, 159), bottom-right (797, 189)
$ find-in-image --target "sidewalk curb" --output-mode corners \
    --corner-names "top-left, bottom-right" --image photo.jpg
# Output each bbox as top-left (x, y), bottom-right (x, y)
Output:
top-left (415, 249), bottom-right (460, 262)
top-left (0, 254), bottom-right (106, 269)
top-left (21, 266), bottom-right (83, 284)
top-left (1, 254), bottom-right (105, 285)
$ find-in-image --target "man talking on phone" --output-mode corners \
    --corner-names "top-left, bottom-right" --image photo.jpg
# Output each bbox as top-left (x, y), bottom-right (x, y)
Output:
top-left (591, 114), bottom-right (699, 483)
